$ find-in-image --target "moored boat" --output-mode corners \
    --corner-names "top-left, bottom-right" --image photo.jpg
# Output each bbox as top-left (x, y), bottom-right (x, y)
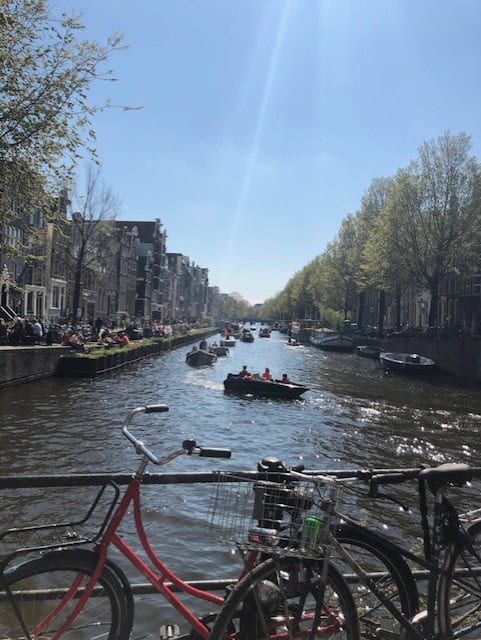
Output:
top-left (380, 352), bottom-right (436, 374)
top-left (186, 346), bottom-right (217, 366)
top-left (310, 329), bottom-right (355, 352)
top-left (356, 345), bottom-right (381, 359)
top-left (223, 374), bottom-right (309, 399)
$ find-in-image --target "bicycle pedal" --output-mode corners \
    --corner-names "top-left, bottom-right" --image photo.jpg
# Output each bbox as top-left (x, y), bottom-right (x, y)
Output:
top-left (159, 623), bottom-right (181, 639)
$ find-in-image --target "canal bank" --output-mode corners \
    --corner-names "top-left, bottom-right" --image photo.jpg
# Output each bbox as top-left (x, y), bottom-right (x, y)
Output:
top-left (0, 328), bottom-right (218, 387)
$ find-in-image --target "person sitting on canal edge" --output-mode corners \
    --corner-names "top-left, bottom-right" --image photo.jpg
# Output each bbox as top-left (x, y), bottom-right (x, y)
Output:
top-left (261, 367), bottom-right (273, 381)
top-left (239, 365), bottom-right (251, 378)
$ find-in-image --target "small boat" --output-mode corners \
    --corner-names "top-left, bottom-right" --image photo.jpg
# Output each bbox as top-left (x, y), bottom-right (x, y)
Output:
top-left (356, 345), bottom-right (381, 359)
top-left (379, 352), bottom-right (436, 374)
top-left (223, 374), bottom-right (309, 399)
top-left (240, 330), bottom-right (255, 343)
top-left (209, 343), bottom-right (229, 356)
top-left (310, 329), bottom-right (355, 352)
top-left (220, 337), bottom-right (236, 347)
top-left (287, 337), bottom-right (300, 346)
top-left (186, 346), bottom-right (217, 366)
top-left (259, 328), bottom-right (270, 338)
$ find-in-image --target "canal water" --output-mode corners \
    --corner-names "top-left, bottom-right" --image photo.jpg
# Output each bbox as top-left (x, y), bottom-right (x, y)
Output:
top-left (1, 329), bottom-right (481, 637)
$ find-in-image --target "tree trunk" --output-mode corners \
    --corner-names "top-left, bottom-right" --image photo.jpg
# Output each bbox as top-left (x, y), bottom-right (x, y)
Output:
top-left (378, 289), bottom-right (386, 337)
top-left (357, 291), bottom-right (365, 329)
top-left (395, 289), bottom-right (402, 331)
top-left (71, 253), bottom-right (84, 326)
top-left (429, 283), bottom-right (439, 326)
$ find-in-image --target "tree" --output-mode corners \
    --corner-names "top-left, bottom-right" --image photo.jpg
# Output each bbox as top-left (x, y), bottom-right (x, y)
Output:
top-left (0, 0), bottom-right (128, 225)
top-left (319, 215), bottom-right (363, 320)
top-left (384, 132), bottom-right (481, 325)
top-left (67, 166), bottom-right (120, 325)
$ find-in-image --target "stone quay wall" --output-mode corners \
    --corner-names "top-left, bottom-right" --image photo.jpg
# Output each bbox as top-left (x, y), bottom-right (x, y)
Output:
top-left (0, 345), bottom-right (68, 388)
top-left (0, 329), bottom-right (218, 388)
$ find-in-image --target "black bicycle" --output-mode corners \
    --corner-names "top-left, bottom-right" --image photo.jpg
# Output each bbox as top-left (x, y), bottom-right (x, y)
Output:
top-left (209, 462), bottom-right (481, 640)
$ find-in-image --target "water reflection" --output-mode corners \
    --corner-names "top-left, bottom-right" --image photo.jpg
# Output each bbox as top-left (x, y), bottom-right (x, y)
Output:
top-left (2, 331), bottom-right (481, 636)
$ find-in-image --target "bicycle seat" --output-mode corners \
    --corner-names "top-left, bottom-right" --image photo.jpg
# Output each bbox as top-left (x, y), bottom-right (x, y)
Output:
top-left (419, 463), bottom-right (472, 489)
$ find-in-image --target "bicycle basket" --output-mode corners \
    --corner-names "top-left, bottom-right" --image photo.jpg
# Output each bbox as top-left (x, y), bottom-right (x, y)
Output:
top-left (207, 473), bottom-right (340, 558)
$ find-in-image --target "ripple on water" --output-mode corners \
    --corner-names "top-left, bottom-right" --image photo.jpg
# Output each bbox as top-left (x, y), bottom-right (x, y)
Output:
top-left (2, 335), bottom-right (481, 636)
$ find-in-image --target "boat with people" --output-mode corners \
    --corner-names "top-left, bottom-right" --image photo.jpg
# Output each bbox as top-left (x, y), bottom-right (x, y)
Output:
top-left (259, 328), bottom-right (270, 338)
top-left (379, 352), bottom-right (436, 374)
top-left (209, 342), bottom-right (229, 356)
top-left (240, 330), bottom-right (255, 342)
top-left (186, 345), bottom-right (217, 366)
top-left (220, 337), bottom-right (236, 347)
top-left (287, 337), bottom-right (300, 346)
top-left (356, 345), bottom-right (381, 359)
top-left (223, 373), bottom-right (309, 399)
top-left (310, 328), bottom-right (355, 352)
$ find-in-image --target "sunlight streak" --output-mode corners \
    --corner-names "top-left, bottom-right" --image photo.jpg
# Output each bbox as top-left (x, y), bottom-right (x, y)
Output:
top-left (219, 1), bottom-right (293, 290)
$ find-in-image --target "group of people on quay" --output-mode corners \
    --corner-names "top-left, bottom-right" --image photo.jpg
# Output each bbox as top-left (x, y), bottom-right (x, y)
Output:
top-left (238, 364), bottom-right (291, 384)
top-left (0, 315), bottom-right (182, 349)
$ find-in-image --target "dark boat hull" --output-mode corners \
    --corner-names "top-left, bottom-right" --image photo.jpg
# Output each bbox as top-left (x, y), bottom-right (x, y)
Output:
top-left (186, 349), bottom-right (217, 366)
top-left (380, 352), bottom-right (436, 374)
top-left (223, 374), bottom-right (309, 399)
top-left (356, 345), bottom-right (381, 359)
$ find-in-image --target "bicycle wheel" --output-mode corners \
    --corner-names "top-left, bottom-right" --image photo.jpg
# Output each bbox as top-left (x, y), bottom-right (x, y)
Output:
top-left (335, 523), bottom-right (419, 640)
top-left (210, 555), bottom-right (360, 640)
top-left (438, 519), bottom-right (481, 639)
top-left (0, 549), bottom-right (132, 639)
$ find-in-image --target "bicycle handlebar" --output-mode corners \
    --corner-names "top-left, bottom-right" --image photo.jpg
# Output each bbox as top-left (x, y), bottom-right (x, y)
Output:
top-left (122, 405), bottom-right (232, 466)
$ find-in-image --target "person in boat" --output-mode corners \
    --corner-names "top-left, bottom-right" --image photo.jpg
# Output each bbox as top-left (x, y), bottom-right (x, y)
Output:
top-left (261, 367), bottom-right (273, 381)
top-left (239, 365), bottom-right (251, 378)
top-left (199, 339), bottom-right (207, 350)
top-left (281, 373), bottom-right (291, 384)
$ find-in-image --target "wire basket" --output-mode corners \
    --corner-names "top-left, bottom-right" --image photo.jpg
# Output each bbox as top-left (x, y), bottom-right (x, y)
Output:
top-left (208, 473), bottom-right (341, 558)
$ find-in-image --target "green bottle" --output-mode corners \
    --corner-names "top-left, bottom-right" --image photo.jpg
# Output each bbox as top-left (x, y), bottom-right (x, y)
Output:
top-left (301, 515), bottom-right (323, 550)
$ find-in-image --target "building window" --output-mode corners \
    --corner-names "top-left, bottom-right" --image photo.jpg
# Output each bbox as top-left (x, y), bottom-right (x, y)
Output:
top-left (474, 276), bottom-right (481, 297)
top-left (52, 286), bottom-right (60, 308)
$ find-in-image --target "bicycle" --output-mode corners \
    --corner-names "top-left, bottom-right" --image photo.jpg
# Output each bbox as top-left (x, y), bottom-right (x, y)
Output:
top-left (0, 406), bottom-right (359, 640)
top-left (209, 463), bottom-right (481, 640)
top-left (0, 404), bottom-right (235, 639)
top-left (251, 457), bottom-right (421, 640)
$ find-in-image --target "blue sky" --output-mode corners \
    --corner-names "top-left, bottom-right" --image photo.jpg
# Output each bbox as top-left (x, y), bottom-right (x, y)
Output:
top-left (52, 0), bottom-right (481, 304)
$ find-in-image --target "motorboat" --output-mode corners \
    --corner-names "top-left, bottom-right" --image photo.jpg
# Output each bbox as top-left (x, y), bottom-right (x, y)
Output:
top-left (310, 329), bottom-right (355, 352)
top-left (287, 337), bottom-right (300, 346)
top-left (379, 352), bottom-right (436, 374)
top-left (223, 374), bottom-right (309, 399)
top-left (186, 346), bottom-right (217, 366)
top-left (209, 343), bottom-right (229, 356)
top-left (356, 345), bottom-right (381, 359)
top-left (220, 337), bottom-right (236, 347)
top-left (259, 328), bottom-right (270, 338)
top-left (240, 330), bottom-right (255, 343)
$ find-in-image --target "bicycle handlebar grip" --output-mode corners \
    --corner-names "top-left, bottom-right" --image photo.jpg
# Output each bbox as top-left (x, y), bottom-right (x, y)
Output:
top-left (198, 447), bottom-right (232, 459)
top-left (144, 404), bottom-right (169, 413)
